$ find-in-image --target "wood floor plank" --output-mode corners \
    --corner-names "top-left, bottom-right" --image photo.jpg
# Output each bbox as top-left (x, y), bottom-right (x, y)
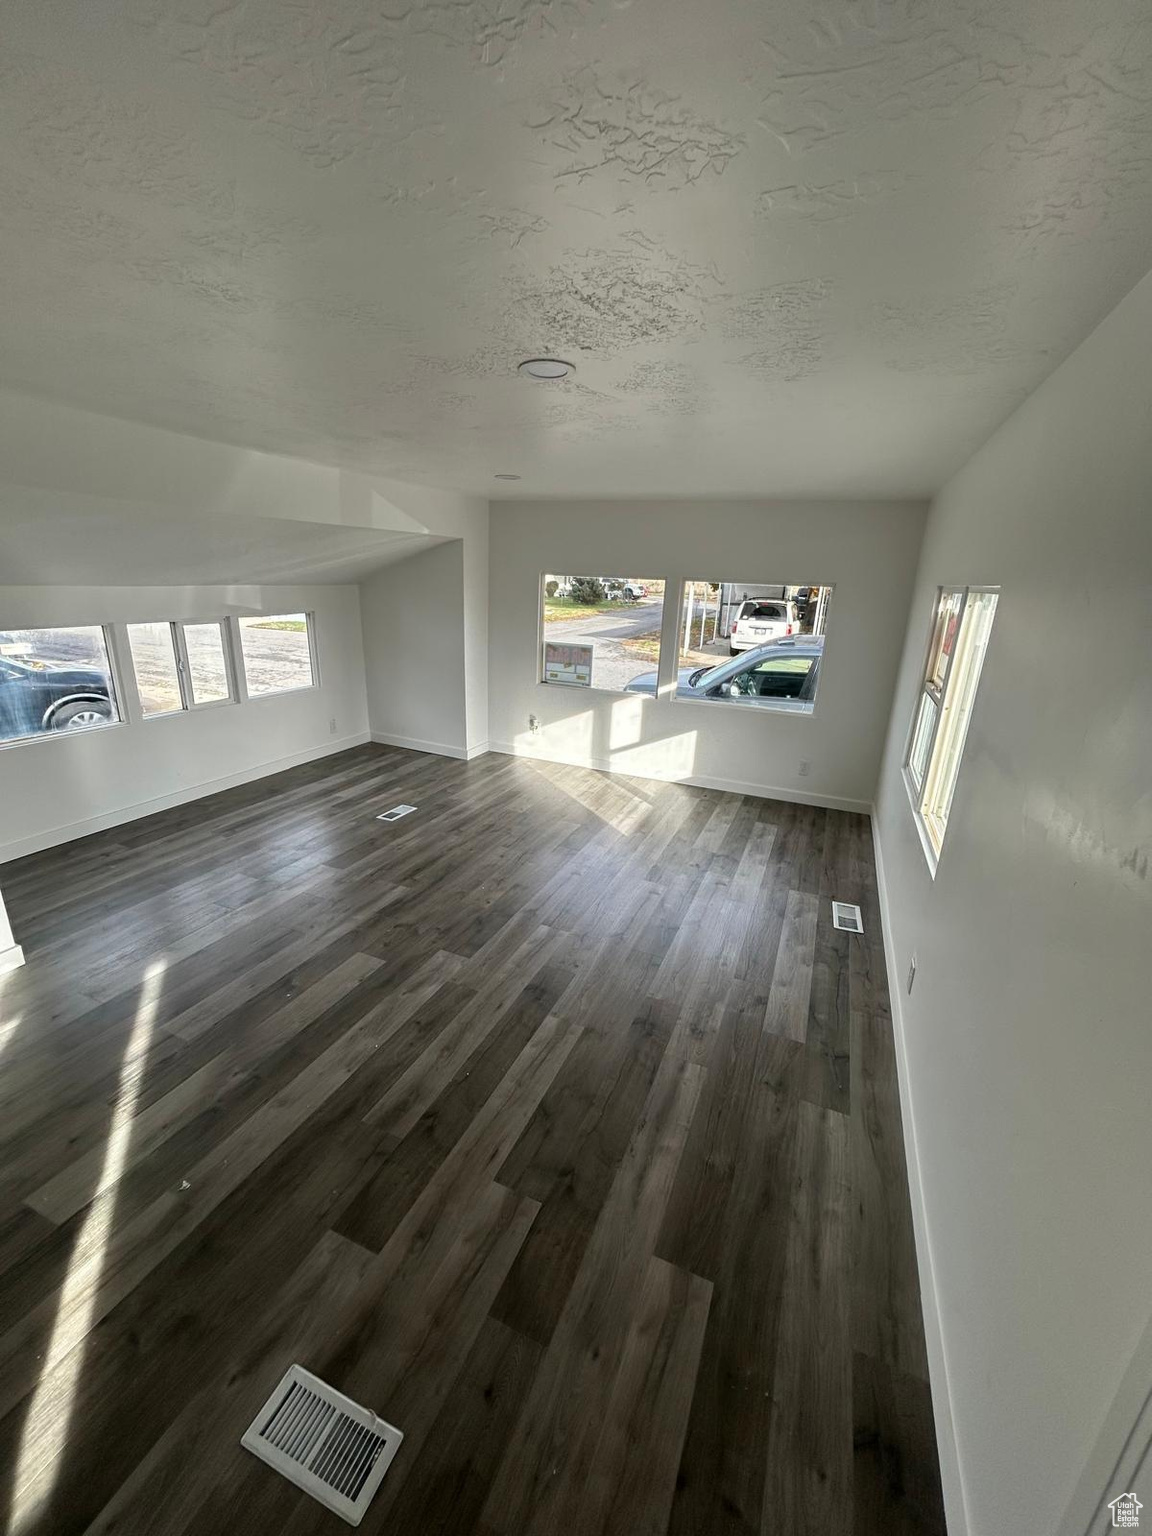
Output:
top-left (761, 1099), bottom-right (852, 1536)
top-left (852, 1353), bottom-right (946, 1535)
top-left (491, 1003), bottom-right (676, 1344)
top-left (336, 971), bottom-right (577, 1255)
top-left (666, 1038), bottom-right (804, 1536)
top-left (363, 934), bottom-right (570, 1137)
top-left (76, 1230), bottom-right (375, 1536)
top-left (0, 948), bottom-right (464, 1423)
top-left (849, 919), bottom-right (931, 1381)
top-left (0, 746), bottom-right (944, 1536)
top-left (655, 1015), bottom-right (798, 1284)
top-left (374, 1316), bottom-right (544, 1536)
top-left (764, 889), bottom-right (819, 1044)
top-left (481, 1050), bottom-right (704, 1536)
top-left (25, 952), bottom-right (385, 1224)
top-left (803, 908), bottom-right (852, 1115)
top-left (575, 1254), bottom-right (713, 1536)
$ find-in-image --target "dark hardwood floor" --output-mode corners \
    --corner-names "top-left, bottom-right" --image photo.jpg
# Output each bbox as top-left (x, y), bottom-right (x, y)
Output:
top-left (0, 744), bottom-right (944, 1535)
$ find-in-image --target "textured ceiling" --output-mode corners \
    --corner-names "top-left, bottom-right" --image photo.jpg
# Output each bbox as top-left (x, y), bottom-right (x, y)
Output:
top-left (3, 0), bottom-right (1151, 498)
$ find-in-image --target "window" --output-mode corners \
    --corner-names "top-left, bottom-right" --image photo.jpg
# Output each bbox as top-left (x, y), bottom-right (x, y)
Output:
top-left (0, 626), bottom-right (120, 745)
top-left (182, 622), bottom-right (231, 705)
top-left (725, 652), bottom-right (818, 702)
top-left (127, 622), bottom-right (183, 716)
top-left (238, 613), bottom-right (316, 696)
top-left (904, 586), bottom-right (999, 869)
top-left (674, 579), bottom-right (832, 713)
top-left (126, 620), bottom-right (236, 717)
top-left (540, 578), bottom-right (664, 694)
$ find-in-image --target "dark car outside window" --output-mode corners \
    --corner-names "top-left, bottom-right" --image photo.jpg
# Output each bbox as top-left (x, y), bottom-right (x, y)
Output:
top-left (731, 655), bottom-right (815, 699)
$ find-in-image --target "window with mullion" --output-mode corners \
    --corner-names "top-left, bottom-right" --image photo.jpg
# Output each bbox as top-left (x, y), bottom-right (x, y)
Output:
top-left (904, 586), bottom-right (998, 869)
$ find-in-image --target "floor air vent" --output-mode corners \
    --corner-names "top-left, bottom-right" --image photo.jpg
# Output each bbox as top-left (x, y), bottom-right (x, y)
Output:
top-left (831, 901), bottom-right (864, 934)
top-left (242, 1364), bottom-right (403, 1526)
top-left (376, 804), bottom-right (417, 822)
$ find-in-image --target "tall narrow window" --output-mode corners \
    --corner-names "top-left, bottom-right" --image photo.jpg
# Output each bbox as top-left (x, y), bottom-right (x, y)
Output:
top-left (238, 614), bottom-right (316, 696)
top-left (126, 622), bottom-right (184, 718)
top-left (905, 587), bottom-right (998, 869)
top-left (179, 622), bottom-right (232, 705)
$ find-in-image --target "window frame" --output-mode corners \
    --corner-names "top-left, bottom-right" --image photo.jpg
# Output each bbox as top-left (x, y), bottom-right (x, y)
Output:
top-left (127, 618), bottom-right (238, 720)
top-left (0, 623), bottom-right (125, 750)
top-left (903, 584), bottom-right (999, 874)
top-left (669, 580), bottom-right (832, 718)
top-left (719, 649), bottom-right (821, 705)
top-left (536, 577), bottom-right (665, 700)
top-left (234, 611), bottom-right (319, 701)
top-left (174, 619), bottom-right (238, 711)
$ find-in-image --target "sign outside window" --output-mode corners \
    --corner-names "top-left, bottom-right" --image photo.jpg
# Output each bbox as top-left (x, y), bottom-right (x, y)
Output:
top-left (543, 641), bottom-right (593, 687)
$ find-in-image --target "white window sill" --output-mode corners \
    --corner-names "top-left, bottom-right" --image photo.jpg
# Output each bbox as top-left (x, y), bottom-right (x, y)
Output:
top-left (0, 719), bottom-right (124, 752)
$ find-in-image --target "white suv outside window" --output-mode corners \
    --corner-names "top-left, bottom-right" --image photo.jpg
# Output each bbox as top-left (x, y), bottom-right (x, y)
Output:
top-left (728, 599), bottom-right (799, 654)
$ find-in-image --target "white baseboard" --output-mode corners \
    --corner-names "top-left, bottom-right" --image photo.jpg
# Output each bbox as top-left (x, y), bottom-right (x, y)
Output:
top-left (0, 732), bottom-right (371, 865)
top-left (487, 740), bottom-right (870, 814)
top-left (870, 811), bottom-right (970, 1536)
top-left (370, 732), bottom-right (487, 761)
top-left (0, 942), bottom-right (25, 975)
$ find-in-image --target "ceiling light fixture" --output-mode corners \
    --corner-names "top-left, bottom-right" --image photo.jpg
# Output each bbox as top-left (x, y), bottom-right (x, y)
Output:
top-left (494, 473), bottom-right (521, 480)
top-left (517, 357), bottom-right (574, 381)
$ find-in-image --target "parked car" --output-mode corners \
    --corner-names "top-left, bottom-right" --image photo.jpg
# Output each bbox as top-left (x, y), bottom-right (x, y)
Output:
top-left (0, 656), bottom-right (115, 736)
top-left (602, 579), bottom-right (647, 602)
top-left (625, 636), bottom-right (823, 712)
top-left (727, 598), bottom-right (800, 654)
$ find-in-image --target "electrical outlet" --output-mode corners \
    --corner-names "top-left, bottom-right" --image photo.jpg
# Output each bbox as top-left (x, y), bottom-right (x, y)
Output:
top-left (907, 955), bottom-right (917, 995)
top-left (329, 717), bottom-right (338, 735)
top-left (798, 760), bottom-right (811, 777)
top-left (528, 714), bottom-right (540, 734)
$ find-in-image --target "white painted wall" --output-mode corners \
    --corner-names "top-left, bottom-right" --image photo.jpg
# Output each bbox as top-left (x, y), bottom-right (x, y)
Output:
top-left (873, 271), bottom-right (1152, 1536)
top-left (0, 583), bottom-right (369, 864)
top-left (358, 480), bottom-right (489, 755)
top-left (360, 540), bottom-right (470, 757)
top-left (487, 499), bottom-right (926, 811)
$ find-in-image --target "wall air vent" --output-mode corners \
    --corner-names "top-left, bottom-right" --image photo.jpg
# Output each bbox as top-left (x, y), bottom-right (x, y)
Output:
top-left (831, 901), bottom-right (864, 934)
top-left (241, 1364), bottom-right (403, 1526)
top-left (376, 804), bottom-right (417, 822)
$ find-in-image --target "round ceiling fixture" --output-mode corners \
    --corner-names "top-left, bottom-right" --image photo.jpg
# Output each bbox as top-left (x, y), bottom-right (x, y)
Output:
top-left (517, 357), bottom-right (574, 381)
top-left (494, 473), bottom-right (521, 481)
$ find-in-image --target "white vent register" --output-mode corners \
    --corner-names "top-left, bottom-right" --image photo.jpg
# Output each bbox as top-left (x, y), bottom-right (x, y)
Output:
top-left (376, 804), bottom-right (417, 822)
top-left (242, 1364), bottom-right (403, 1525)
top-left (831, 901), bottom-right (864, 934)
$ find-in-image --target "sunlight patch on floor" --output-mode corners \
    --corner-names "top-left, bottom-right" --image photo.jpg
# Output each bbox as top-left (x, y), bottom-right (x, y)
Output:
top-left (0, 1014), bottom-right (21, 1061)
top-left (7, 960), bottom-right (166, 1536)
